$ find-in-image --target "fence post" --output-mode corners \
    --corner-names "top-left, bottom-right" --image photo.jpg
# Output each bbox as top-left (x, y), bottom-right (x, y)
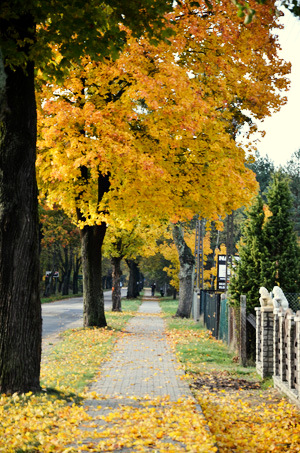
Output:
top-left (240, 295), bottom-right (247, 366)
top-left (193, 290), bottom-right (200, 322)
top-left (273, 309), bottom-right (280, 378)
top-left (228, 305), bottom-right (232, 347)
top-left (286, 310), bottom-right (296, 390)
top-left (256, 306), bottom-right (274, 378)
top-left (278, 309), bottom-right (286, 382)
top-left (255, 307), bottom-right (262, 374)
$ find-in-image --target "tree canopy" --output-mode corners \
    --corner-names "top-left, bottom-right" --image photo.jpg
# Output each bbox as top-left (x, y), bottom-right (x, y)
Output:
top-left (0, 0), bottom-right (173, 73)
top-left (37, 0), bottom-right (290, 229)
top-left (0, 0), bottom-right (174, 393)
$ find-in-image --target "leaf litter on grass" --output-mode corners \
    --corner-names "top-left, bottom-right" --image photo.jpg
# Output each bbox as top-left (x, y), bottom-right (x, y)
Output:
top-left (163, 320), bottom-right (300, 452)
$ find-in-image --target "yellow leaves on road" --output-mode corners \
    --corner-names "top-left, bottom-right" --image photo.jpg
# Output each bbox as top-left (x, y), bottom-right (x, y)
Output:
top-left (166, 327), bottom-right (214, 347)
top-left (81, 396), bottom-right (217, 452)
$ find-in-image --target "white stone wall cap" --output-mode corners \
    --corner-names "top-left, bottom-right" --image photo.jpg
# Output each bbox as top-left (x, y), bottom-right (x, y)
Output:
top-left (260, 306), bottom-right (274, 312)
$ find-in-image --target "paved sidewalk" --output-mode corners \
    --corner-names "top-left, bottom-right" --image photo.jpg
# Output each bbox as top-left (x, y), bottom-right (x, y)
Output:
top-left (76, 290), bottom-right (214, 452)
top-left (88, 292), bottom-right (190, 402)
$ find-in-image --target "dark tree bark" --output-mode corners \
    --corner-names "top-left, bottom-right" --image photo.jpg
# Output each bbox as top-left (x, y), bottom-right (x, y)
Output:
top-left (172, 224), bottom-right (195, 318)
top-left (77, 171), bottom-right (110, 327)
top-left (111, 256), bottom-right (123, 311)
top-left (126, 259), bottom-right (140, 299)
top-left (0, 15), bottom-right (42, 393)
top-left (80, 223), bottom-right (107, 327)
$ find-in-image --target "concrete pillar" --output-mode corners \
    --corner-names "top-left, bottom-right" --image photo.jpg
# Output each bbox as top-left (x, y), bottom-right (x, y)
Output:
top-left (193, 290), bottom-right (200, 322)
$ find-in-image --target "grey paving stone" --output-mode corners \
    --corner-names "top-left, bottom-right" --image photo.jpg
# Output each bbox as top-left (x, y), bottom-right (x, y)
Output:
top-left (74, 290), bottom-right (214, 452)
top-left (88, 296), bottom-right (190, 401)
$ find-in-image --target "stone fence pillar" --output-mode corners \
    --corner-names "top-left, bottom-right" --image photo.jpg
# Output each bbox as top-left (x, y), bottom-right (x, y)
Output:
top-left (257, 287), bottom-right (300, 406)
top-left (256, 306), bottom-right (274, 378)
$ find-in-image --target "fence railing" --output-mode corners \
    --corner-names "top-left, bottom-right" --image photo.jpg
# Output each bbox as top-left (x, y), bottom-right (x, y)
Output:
top-left (193, 290), bottom-right (240, 354)
top-left (256, 286), bottom-right (300, 407)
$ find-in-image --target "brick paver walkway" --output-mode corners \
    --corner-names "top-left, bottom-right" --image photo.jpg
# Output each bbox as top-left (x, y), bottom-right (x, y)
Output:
top-left (88, 293), bottom-right (189, 402)
top-left (76, 290), bottom-right (212, 452)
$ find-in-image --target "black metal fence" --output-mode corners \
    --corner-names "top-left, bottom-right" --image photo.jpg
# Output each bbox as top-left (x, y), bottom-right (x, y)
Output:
top-left (201, 291), bottom-right (221, 339)
top-left (199, 291), bottom-right (247, 348)
top-left (198, 290), bottom-right (300, 362)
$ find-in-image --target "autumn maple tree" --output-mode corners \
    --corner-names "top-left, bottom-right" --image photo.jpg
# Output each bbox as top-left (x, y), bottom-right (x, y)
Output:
top-left (0, 0), bottom-right (173, 393)
top-left (37, 0), bottom-right (290, 322)
top-left (103, 222), bottom-right (153, 311)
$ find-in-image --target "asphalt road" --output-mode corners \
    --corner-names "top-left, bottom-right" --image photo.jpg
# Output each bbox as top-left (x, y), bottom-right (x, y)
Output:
top-left (42, 288), bottom-right (128, 339)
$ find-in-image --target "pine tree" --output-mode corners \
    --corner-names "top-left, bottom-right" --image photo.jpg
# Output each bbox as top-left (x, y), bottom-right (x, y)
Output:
top-left (229, 195), bottom-right (265, 312)
top-left (230, 172), bottom-right (300, 316)
top-left (261, 172), bottom-right (300, 293)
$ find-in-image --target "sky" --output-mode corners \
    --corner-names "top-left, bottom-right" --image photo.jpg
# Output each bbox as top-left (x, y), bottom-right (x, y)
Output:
top-left (250, 9), bottom-right (300, 167)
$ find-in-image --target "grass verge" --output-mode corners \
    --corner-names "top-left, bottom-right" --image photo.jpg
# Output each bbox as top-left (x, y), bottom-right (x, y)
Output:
top-left (160, 298), bottom-right (257, 378)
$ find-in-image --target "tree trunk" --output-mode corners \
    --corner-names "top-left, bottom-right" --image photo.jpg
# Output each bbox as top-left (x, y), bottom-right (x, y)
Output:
top-left (126, 259), bottom-right (140, 299)
top-left (77, 170), bottom-right (109, 326)
top-left (172, 224), bottom-right (195, 318)
top-left (111, 256), bottom-right (123, 311)
top-left (80, 223), bottom-right (107, 327)
top-left (0, 20), bottom-right (42, 393)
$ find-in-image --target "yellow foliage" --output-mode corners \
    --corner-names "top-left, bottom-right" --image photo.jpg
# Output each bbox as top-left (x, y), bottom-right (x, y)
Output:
top-left (160, 239), bottom-right (180, 290)
top-left (35, 0), bottom-right (292, 228)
